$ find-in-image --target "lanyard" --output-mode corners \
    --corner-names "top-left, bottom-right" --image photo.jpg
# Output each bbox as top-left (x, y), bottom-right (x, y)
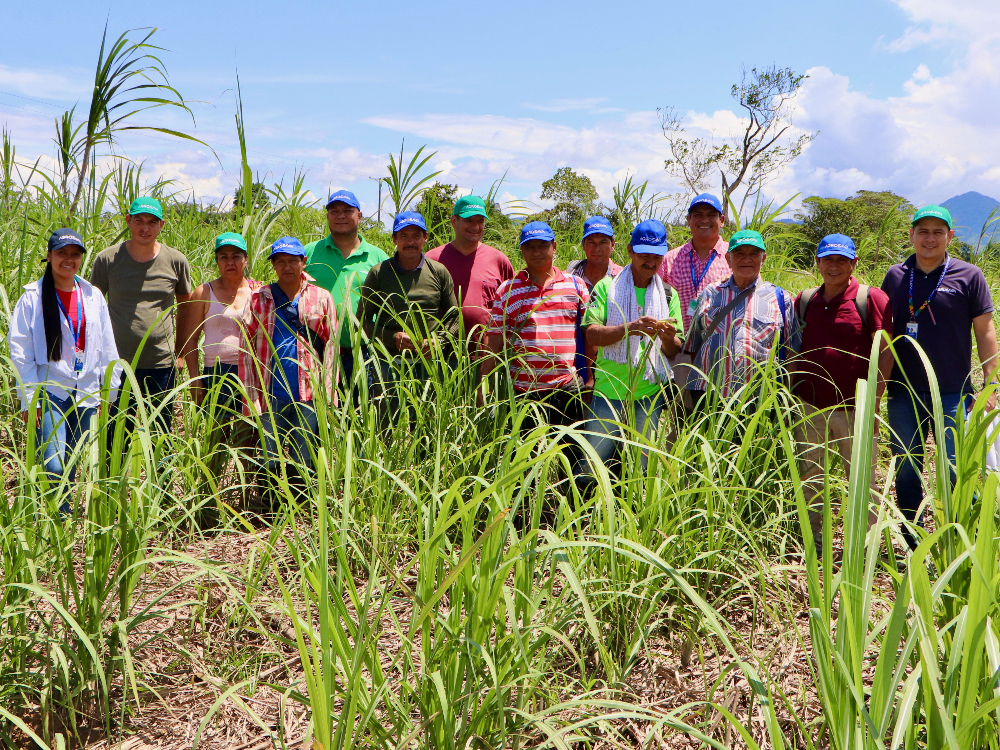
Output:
top-left (55, 281), bottom-right (83, 351)
top-left (908, 255), bottom-right (950, 321)
top-left (690, 248), bottom-right (717, 290)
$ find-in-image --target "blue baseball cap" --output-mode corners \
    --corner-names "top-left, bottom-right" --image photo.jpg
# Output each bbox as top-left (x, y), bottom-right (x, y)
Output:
top-left (689, 193), bottom-right (723, 214)
top-left (392, 211), bottom-right (427, 234)
top-left (519, 221), bottom-right (555, 245)
top-left (326, 190), bottom-right (360, 210)
top-left (816, 234), bottom-right (857, 260)
top-left (268, 236), bottom-right (306, 259)
top-left (48, 228), bottom-right (86, 253)
top-left (629, 219), bottom-right (669, 255)
top-left (582, 215), bottom-right (614, 240)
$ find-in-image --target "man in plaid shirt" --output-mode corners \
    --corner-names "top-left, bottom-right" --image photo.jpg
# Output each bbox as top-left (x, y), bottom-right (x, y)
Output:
top-left (681, 230), bottom-right (801, 406)
top-left (657, 193), bottom-right (731, 333)
top-left (240, 237), bottom-right (336, 487)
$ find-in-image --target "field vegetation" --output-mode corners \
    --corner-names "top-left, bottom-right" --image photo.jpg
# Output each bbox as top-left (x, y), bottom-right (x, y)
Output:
top-left (3, 28), bottom-right (1000, 750)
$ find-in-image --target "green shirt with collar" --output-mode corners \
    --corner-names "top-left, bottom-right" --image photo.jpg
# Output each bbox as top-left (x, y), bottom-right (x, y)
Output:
top-left (304, 233), bottom-right (390, 348)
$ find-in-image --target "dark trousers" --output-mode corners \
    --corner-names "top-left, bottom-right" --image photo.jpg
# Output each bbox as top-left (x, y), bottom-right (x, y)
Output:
top-left (338, 345), bottom-right (371, 406)
top-left (107, 367), bottom-right (176, 452)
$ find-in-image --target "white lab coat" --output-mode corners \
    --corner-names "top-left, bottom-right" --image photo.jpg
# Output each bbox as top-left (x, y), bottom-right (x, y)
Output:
top-left (8, 276), bottom-right (123, 411)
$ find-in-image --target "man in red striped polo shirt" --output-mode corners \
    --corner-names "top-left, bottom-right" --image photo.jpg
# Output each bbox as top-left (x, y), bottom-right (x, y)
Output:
top-left (483, 221), bottom-right (590, 428)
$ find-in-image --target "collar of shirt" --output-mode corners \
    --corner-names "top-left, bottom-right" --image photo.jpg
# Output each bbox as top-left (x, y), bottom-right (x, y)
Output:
top-left (720, 274), bottom-right (762, 293)
top-left (320, 233), bottom-right (373, 264)
top-left (902, 253), bottom-right (949, 278)
top-left (817, 276), bottom-right (858, 307)
top-left (685, 237), bottom-right (727, 265)
top-left (516, 266), bottom-right (567, 290)
top-left (390, 252), bottom-right (424, 271)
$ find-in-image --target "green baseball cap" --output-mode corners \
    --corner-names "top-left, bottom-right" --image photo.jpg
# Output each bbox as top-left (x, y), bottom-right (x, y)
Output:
top-left (129, 197), bottom-right (163, 220)
top-left (453, 195), bottom-right (488, 219)
top-left (214, 231), bottom-right (247, 253)
top-left (727, 229), bottom-right (766, 252)
top-left (912, 205), bottom-right (953, 228)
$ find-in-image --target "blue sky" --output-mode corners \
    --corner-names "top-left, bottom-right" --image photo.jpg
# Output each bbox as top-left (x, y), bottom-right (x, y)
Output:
top-left (1, 0), bottom-right (998, 218)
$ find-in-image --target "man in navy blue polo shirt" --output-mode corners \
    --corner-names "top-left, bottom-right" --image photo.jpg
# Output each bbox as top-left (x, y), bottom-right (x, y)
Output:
top-left (880, 205), bottom-right (998, 546)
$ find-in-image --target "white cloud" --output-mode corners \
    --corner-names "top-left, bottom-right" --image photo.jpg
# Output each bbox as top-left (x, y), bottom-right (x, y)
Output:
top-left (522, 97), bottom-right (624, 114)
top-left (0, 65), bottom-right (86, 100)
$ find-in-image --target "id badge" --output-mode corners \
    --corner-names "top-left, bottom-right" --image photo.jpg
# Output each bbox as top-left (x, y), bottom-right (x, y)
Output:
top-left (687, 298), bottom-right (698, 317)
top-left (73, 351), bottom-right (84, 372)
top-left (905, 321), bottom-right (919, 339)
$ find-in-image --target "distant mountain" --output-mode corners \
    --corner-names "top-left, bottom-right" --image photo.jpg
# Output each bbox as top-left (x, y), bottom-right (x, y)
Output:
top-left (941, 191), bottom-right (1000, 247)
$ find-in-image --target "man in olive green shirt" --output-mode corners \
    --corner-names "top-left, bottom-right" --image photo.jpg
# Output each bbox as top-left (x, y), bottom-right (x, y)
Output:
top-left (90, 197), bottom-right (193, 435)
top-left (304, 189), bottom-right (389, 392)
top-left (359, 211), bottom-right (459, 430)
top-left (574, 219), bottom-right (682, 487)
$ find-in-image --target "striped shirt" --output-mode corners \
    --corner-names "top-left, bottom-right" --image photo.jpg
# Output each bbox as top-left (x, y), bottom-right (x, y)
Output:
top-left (685, 276), bottom-right (801, 396)
top-left (488, 267), bottom-right (589, 392)
top-left (238, 274), bottom-right (337, 415)
top-left (658, 238), bottom-right (731, 331)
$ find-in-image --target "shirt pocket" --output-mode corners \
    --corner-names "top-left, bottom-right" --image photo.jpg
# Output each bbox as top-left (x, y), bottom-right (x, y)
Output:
top-left (749, 317), bottom-right (778, 345)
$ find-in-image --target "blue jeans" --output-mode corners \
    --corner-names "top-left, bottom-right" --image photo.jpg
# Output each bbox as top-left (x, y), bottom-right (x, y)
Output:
top-left (575, 393), bottom-right (665, 481)
top-left (201, 362), bottom-right (241, 417)
top-left (261, 397), bottom-right (319, 473)
top-left (887, 387), bottom-right (965, 522)
top-left (39, 390), bottom-right (96, 484)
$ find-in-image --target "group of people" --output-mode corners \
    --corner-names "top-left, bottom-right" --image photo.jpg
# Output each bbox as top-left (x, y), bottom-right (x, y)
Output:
top-left (9, 188), bottom-right (997, 547)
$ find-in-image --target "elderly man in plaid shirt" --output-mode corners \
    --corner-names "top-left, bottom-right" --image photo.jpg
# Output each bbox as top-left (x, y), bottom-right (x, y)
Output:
top-left (680, 229), bottom-right (801, 411)
top-left (240, 237), bottom-right (336, 496)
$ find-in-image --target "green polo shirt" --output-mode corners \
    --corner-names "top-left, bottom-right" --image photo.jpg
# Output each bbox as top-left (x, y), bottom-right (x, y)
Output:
top-left (304, 233), bottom-right (390, 348)
top-left (583, 276), bottom-right (681, 402)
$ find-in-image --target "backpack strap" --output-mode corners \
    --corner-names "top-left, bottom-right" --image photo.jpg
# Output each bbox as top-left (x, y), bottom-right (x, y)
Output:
top-left (854, 284), bottom-right (870, 335)
top-left (797, 286), bottom-right (819, 324)
top-left (775, 287), bottom-right (788, 363)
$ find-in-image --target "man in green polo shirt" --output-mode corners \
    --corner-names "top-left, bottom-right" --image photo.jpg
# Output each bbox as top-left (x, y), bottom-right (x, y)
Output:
top-left (574, 219), bottom-right (682, 488)
top-left (304, 189), bottom-right (389, 392)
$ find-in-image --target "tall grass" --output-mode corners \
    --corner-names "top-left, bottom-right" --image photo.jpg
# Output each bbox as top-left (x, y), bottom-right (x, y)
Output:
top-left (1, 118), bottom-right (999, 749)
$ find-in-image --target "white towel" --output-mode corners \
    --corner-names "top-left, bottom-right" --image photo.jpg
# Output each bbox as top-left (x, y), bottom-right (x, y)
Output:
top-left (603, 265), bottom-right (671, 384)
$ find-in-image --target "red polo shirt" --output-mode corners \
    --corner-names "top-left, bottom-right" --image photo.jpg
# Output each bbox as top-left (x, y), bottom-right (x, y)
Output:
top-left (792, 278), bottom-right (892, 409)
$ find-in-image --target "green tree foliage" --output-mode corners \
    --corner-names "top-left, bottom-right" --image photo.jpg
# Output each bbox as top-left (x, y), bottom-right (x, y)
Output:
top-left (539, 167), bottom-right (601, 231)
top-left (415, 182), bottom-right (459, 247)
top-left (795, 190), bottom-right (914, 245)
top-left (233, 181), bottom-right (270, 214)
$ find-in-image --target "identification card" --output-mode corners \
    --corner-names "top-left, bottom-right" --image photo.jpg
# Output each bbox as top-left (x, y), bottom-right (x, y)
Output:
top-left (73, 351), bottom-right (84, 372)
top-left (688, 298), bottom-right (698, 317)
top-left (905, 321), bottom-right (919, 339)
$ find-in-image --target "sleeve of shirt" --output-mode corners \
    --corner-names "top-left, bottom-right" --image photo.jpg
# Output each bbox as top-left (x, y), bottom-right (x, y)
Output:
top-left (8, 295), bottom-right (38, 411)
top-left (499, 254), bottom-right (515, 281)
top-left (969, 268), bottom-right (995, 318)
top-left (358, 266), bottom-right (382, 347)
top-left (869, 288), bottom-right (893, 334)
top-left (174, 253), bottom-right (193, 296)
top-left (90, 252), bottom-right (109, 294)
top-left (582, 277), bottom-right (609, 328)
top-left (438, 265), bottom-right (460, 340)
top-left (488, 282), bottom-right (510, 336)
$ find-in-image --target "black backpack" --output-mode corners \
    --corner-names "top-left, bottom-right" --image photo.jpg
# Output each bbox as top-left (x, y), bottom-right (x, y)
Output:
top-left (797, 284), bottom-right (871, 333)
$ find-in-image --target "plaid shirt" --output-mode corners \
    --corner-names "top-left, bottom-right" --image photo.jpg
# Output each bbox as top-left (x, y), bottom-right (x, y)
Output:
top-left (685, 276), bottom-right (801, 396)
top-left (238, 274), bottom-right (337, 415)
top-left (658, 238), bottom-right (731, 331)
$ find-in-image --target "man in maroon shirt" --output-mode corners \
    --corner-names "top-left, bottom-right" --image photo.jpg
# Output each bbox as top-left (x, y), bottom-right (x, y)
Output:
top-left (427, 195), bottom-right (514, 356)
top-left (791, 234), bottom-right (893, 552)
